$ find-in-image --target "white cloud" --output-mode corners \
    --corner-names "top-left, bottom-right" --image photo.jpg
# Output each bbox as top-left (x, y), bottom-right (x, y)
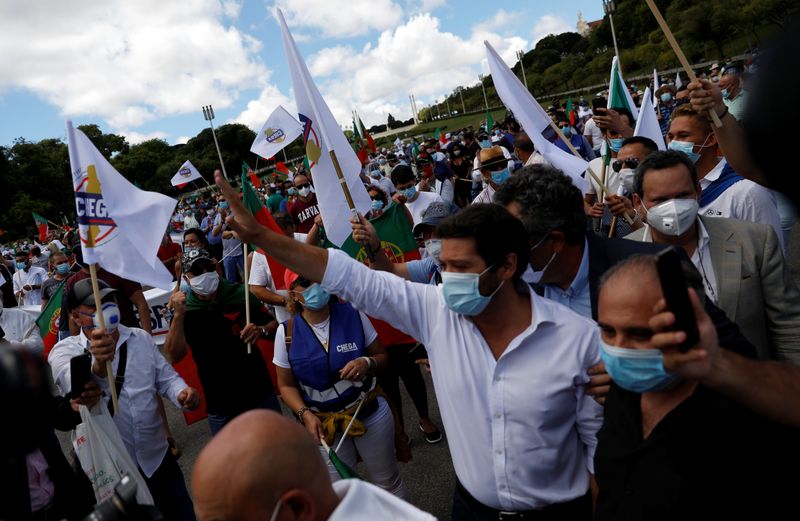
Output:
top-left (472, 9), bottom-right (520, 34)
top-left (0, 0), bottom-right (270, 132)
top-left (222, 0), bottom-right (242, 19)
top-left (407, 0), bottom-right (447, 14)
top-left (284, 13), bottom-right (528, 129)
top-left (233, 82), bottom-right (296, 132)
top-left (274, 0), bottom-right (405, 38)
top-left (175, 135), bottom-right (191, 145)
top-left (122, 130), bottom-right (167, 145)
top-left (531, 14), bottom-right (572, 46)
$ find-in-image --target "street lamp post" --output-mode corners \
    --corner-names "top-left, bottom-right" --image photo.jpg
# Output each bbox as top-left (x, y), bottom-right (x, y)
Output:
top-left (516, 50), bottom-right (529, 90)
top-left (458, 87), bottom-right (466, 114)
top-left (202, 105), bottom-right (228, 181)
top-left (445, 97), bottom-right (451, 117)
top-left (478, 74), bottom-right (489, 111)
top-left (603, 0), bottom-right (622, 71)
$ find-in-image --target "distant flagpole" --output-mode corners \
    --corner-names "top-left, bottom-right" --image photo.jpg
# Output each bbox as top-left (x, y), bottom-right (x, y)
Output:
top-left (202, 105), bottom-right (230, 180)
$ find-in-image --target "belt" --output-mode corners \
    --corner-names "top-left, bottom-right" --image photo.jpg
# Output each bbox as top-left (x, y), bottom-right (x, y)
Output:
top-left (455, 480), bottom-right (591, 521)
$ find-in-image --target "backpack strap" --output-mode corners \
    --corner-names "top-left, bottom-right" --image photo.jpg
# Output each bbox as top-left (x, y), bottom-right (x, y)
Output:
top-left (284, 317), bottom-right (294, 352)
top-left (107, 341), bottom-right (128, 417)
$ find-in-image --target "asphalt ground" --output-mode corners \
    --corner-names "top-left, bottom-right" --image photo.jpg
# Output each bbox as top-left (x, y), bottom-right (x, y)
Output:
top-left (58, 222), bottom-right (800, 520)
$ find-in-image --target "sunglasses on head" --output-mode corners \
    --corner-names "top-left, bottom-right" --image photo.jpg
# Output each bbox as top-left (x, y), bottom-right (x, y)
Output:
top-left (295, 182), bottom-right (311, 189)
top-left (612, 157), bottom-right (639, 173)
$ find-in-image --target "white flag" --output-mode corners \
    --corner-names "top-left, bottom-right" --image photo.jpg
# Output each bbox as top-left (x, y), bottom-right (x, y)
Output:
top-left (652, 69), bottom-right (660, 106)
top-left (607, 56), bottom-right (639, 121)
top-left (484, 41), bottom-right (588, 193)
top-left (634, 87), bottom-right (667, 151)
top-left (67, 121), bottom-right (176, 290)
top-left (170, 160), bottom-right (203, 187)
top-left (277, 10), bottom-right (371, 246)
top-left (250, 105), bottom-right (303, 159)
top-left (675, 71), bottom-right (683, 89)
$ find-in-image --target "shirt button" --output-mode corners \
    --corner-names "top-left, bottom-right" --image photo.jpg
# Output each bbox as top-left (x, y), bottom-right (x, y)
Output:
top-left (495, 413), bottom-right (502, 419)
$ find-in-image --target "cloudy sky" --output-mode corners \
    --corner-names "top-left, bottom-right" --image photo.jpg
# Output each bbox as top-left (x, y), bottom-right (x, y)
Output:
top-left (0, 0), bottom-right (603, 147)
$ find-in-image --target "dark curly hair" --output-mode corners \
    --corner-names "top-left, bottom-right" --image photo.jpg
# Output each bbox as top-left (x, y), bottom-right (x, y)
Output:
top-left (493, 165), bottom-right (586, 245)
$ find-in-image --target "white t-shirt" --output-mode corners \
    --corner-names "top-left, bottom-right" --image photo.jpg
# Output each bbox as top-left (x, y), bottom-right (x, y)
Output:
top-left (585, 156), bottom-right (621, 198)
top-left (582, 118), bottom-right (603, 151)
top-left (699, 158), bottom-right (783, 250)
top-left (248, 233), bottom-right (307, 323)
top-left (405, 191), bottom-right (443, 226)
top-left (273, 309), bottom-right (379, 368)
top-left (12, 266), bottom-right (47, 305)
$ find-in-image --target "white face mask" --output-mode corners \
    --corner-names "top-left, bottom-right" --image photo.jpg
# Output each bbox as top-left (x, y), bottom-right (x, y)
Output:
top-left (644, 198), bottom-right (699, 236)
top-left (528, 233), bottom-right (557, 284)
top-left (92, 302), bottom-right (121, 333)
top-left (424, 239), bottom-right (442, 265)
top-left (618, 168), bottom-right (636, 193)
top-left (298, 186), bottom-right (312, 198)
top-left (189, 271), bottom-right (220, 296)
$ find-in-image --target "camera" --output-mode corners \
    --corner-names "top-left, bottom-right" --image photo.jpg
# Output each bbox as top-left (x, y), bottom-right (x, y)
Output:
top-left (84, 475), bottom-right (163, 521)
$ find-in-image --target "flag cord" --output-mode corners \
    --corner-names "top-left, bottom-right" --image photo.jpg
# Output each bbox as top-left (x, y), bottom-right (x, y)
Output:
top-left (89, 263), bottom-right (119, 414)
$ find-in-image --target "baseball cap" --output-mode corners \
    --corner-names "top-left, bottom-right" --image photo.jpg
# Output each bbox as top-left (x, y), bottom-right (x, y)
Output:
top-left (412, 201), bottom-right (453, 236)
top-left (68, 279), bottom-right (117, 310)
top-left (182, 248), bottom-right (214, 272)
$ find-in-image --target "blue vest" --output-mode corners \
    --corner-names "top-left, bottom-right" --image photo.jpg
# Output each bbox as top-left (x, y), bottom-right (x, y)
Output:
top-left (287, 302), bottom-right (372, 412)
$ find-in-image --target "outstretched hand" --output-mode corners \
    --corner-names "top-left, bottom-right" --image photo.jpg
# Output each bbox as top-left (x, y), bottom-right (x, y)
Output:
top-left (215, 170), bottom-right (264, 245)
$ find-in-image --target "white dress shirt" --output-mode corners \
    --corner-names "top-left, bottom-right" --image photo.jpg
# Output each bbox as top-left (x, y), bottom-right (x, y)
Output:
top-left (321, 249), bottom-right (603, 511)
top-left (329, 479), bottom-right (437, 521)
top-left (0, 306), bottom-right (44, 355)
top-left (49, 325), bottom-right (188, 477)
top-left (12, 266), bottom-right (47, 305)
top-left (699, 158), bottom-right (783, 250)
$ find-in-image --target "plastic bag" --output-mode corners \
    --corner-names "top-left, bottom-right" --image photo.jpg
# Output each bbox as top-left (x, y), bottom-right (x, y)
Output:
top-left (73, 403), bottom-right (154, 505)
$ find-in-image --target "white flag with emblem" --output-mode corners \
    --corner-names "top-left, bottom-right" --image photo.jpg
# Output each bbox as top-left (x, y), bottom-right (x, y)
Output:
top-left (277, 9), bottom-right (371, 246)
top-left (250, 105), bottom-right (303, 159)
top-left (170, 160), bottom-right (203, 187)
top-left (67, 121), bottom-right (176, 289)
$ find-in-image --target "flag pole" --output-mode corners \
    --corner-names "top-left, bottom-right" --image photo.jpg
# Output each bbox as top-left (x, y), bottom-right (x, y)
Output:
top-left (328, 150), bottom-right (375, 262)
top-left (644, 0), bottom-right (722, 127)
top-left (202, 105), bottom-right (230, 179)
top-left (88, 263), bottom-right (119, 414)
top-left (243, 243), bottom-right (252, 355)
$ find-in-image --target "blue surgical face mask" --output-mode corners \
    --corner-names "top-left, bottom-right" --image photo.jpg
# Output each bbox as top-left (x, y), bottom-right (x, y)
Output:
top-left (371, 199), bottom-right (385, 212)
top-left (600, 339), bottom-right (681, 393)
top-left (55, 263), bottom-right (70, 276)
top-left (219, 201), bottom-right (229, 210)
top-left (479, 139), bottom-right (492, 149)
top-left (401, 186), bottom-right (417, 200)
top-left (668, 140), bottom-right (701, 164)
top-left (609, 138), bottom-right (625, 153)
top-left (288, 187), bottom-right (297, 195)
top-left (660, 93), bottom-right (672, 103)
top-left (440, 263), bottom-right (504, 316)
top-left (721, 88), bottom-right (730, 100)
top-left (490, 168), bottom-right (510, 185)
top-left (560, 125), bottom-right (572, 137)
top-left (16, 261), bottom-right (27, 270)
top-left (301, 283), bottom-right (330, 311)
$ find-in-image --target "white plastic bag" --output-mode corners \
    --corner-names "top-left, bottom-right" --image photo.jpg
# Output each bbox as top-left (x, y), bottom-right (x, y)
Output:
top-left (72, 403), bottom-right (154, 505)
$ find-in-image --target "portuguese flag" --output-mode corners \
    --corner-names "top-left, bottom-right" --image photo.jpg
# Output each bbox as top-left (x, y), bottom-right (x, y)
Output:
top-left (36, 280), bottom-right (64, 357)
top-left (243, 161), bottom-right (261, 188)
top-left (322, 203), bottom-right (420, 345)
top-left (241, 171), bottom-right (288, 289)
top-left (275, 161), bottom-right (290, 180)
top-left (32, 212), bottom-right (49, 242)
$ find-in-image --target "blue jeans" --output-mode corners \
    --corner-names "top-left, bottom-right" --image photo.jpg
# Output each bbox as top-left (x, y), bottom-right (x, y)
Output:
top-left (222, 253), bottom-right (244, 283)
top-left (207, 393), bottom-right (282, 436)
top-left (774, 191), bottom-right (796, 251)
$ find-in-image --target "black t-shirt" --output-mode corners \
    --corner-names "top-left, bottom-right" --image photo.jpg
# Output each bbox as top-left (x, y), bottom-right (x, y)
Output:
top-left (183, 297), bottom-right (275, 416)
top-left (595, 341), bottom-right (799, 520)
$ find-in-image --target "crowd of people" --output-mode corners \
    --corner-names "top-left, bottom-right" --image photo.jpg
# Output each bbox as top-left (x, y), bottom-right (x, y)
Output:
top-left (3, 34), bottom-right (800, 521)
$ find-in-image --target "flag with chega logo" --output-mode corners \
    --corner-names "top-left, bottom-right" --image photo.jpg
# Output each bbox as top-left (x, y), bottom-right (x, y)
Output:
top-left (67, 121), bottom-right (177, 290)
top-left (250, 105), bottom-right (303, 160)
top-left (171, 160), bottom-right (203, 188)
top-left (36, 280), bottom-right (64, 357)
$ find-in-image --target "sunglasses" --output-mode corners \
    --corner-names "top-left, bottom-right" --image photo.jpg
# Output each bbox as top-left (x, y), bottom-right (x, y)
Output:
top-left (295, 182), bottom-right (311, 189)
top-left (612, 157), bottom-right (639, 173)
top-left (370, 196), bottom-right (384, 202)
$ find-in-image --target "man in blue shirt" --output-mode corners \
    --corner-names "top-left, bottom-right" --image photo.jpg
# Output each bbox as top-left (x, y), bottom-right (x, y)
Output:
top-left (202, 205), bottom-right (223, 260)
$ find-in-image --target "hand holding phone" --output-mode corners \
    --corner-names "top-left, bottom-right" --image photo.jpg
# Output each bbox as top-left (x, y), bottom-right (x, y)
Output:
top-left (656, 247), bottom-right (700, 353)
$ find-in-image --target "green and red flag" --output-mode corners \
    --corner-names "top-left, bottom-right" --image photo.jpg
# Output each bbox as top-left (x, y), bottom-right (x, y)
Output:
top-left (242, 161), bottom-right (261, 188)
top-left (36, 280), bottom-right (64, 357)
top-left (357, 115), bottom-right (376, 153)
top-left (241, 171), bottom-right (288, 289)
top-left (486, 111), bottom-right (494, 132)
top-left (322, 203), bottom-right (420, 345)
top-left (566, 98), bottom-right (576, 126)
top-left (303, 155), bottom-right (312, 172)
top-left (32, 212), bottom-right (49, 242)
top-left (274, 161), bottom-right (290, 180)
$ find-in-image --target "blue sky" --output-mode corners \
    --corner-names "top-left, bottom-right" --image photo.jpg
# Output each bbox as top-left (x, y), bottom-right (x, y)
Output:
top-left (0, 0), bottom-right (604, 147)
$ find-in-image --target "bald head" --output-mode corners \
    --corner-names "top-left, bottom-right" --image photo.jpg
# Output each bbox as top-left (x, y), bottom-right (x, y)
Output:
top-left (193, 410), bottom-right (339, 521)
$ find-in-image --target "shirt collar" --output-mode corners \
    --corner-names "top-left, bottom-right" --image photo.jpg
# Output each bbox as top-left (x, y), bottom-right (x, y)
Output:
top-left (701, 157), bottom-right (727, 184)
top-left (545, 238), bottom-right (589, 298)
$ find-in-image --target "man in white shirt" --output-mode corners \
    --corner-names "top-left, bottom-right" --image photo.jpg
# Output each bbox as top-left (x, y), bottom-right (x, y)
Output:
top-left (390, 164), bottom-right (443, 226)
top-left (48, 279), bottom-right (201, 520)
top-left (12, 251), bottom-right (47, 306)
top-left (0, 292), bottom-right (43, 354)
top-left (216, 170), bottom-right (602, 520)
top-left (193, 409), bottom-right (437, 521)
top-left (472, 146), bottom-right (514, 204)
top-left (666, 104), bottom-right (782, 249)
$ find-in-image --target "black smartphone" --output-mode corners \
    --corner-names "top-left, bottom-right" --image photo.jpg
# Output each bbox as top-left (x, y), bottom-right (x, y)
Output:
top-left (594, 107), bottom-right (607, 117)
top-left (70, 352), bottom-right (92, 399)
top-left (656, 247), bottom-right (700, 353)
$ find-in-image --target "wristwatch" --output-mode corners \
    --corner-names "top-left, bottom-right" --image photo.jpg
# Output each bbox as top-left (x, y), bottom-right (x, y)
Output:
top-left (295, 406), bottom-right (310, 424)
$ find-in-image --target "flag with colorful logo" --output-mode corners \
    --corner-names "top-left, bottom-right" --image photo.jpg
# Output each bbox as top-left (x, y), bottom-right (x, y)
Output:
top-left (250, 105), bottom-right (303, 160)
top-left (170, 160), bottom-right (203, 188)
top-left (32, 212), bottom-right (49, 242)
top-left (36, 280), bottom-right (64, 357)
top-left (241, 171), bottom-right (288, 290)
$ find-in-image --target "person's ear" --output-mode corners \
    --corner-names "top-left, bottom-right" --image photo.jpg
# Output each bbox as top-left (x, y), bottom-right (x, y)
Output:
top-left (632, 192), bottom-right (643, 210)
top-left (549, 230), bottom-right (567, 253)
top-left (281, 489), bottom-right (316, 521)
top-left (499, 252), bottom-right (517, 281)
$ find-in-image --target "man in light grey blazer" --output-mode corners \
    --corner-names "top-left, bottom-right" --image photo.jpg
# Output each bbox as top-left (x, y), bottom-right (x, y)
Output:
top-left (626, 150), bottom-right (800, 365)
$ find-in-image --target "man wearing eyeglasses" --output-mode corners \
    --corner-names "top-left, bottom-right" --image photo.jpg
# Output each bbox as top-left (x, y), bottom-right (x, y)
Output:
top-left (288, 173), bottom-right (320, 234)
top-left (603, 136), bottom-right (660, 237)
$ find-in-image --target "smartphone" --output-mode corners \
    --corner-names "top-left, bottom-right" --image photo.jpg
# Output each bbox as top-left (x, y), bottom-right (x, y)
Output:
top-left (656, 247), bottom-right (700, 353)
top-left (70, 352), bottom-right (92, 399)
top-left (594, 107), bottom-right (607, 117)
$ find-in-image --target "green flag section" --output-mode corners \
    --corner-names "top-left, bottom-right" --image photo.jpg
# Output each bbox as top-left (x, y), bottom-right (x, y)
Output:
top-left (37, 280), bottom-right (64, 357)
top-left (607, 56), bottom-right (639, 121)
top-left (327, 444), bottom-right (361, 479)
top-left (243, 161), bottom-right (261, 188)
top-left (322, 203), bottom-right (420, 345)
top-left (241, 171), bottom-right (288, 290)
top-left (32, 212), bottom-right (49, 242)
top-left (357, 115), bottom-right (376, 153)
top-left (303, 155), bottom-right (311, 172)
top-left (486, 111), bottom-right (494, 132)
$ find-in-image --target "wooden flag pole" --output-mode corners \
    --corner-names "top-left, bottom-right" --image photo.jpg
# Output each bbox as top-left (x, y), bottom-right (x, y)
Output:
top-left (608, 216), bottom-right (619, 238)
top-left (88, 263), bottom-right (119, 414)
top-left (644, 0), bottom-right (722, 127)
top-left (328, 150), bottom-right (375, 262)
top-left (243, 243), bottom-right (252, 354)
